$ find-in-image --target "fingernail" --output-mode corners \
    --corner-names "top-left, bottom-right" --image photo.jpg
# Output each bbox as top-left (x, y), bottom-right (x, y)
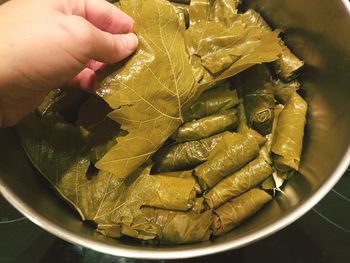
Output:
top-left (127, 21), bottom-right (135, 33)
top-left (121, 33), bottom-right (139, 51)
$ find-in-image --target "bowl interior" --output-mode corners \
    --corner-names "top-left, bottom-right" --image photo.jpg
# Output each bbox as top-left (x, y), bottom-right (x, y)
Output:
top-left (0, 0), bottom-right (350, 259)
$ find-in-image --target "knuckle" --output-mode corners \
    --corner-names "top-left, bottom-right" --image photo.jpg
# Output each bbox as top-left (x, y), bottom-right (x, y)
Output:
top-left (99, 9), bottom-right (115, 30)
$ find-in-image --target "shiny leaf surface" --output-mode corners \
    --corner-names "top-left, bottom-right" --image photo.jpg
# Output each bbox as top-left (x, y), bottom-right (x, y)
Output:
top-left (96, 0), bottom-right (195, 178)
top-left (173, 109), bottom-right (238, 142)
top-left (272, 92), bottom-right (307, 171)
top-left (142, 207), bottom-right (212, 244)
top-left (212, 188), bottom-right (272, 235)
top-left (152, 132), bottom-right (225, 172)
top-left (194, 132), bottom-right (260, 190)
top-left (204, 157), bottom-right (272, 209)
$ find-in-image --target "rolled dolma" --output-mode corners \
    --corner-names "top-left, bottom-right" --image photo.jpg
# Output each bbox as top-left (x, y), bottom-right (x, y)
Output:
top-left (194, 132), bottom-right (260, 190)
top-left (142, 207), bottom-right (212, 244)
top-left (241, 65), bottom-right (275, 135)
top-left (273, 45), bottom-right (304, 81)
top-left (261, 176), bottom-right (276, 190)
top-left (246, 129), bottom-right (267, 147)
top-left (269, 79), bottom-right (300, 104)
top-left (119, 215), bottom-right (160, 241)
top-left (258, 104), bottom-right (284, 164)
top-left (259, 134), bottom-right (273, 165)
top-left (260, 105), bottom-right (286, 191)
top-left (204, 157), bottom-right (273, 209)
top-left (212, 188), bottom-right (272, 236)
top-left (271, 92), bottom-right (307, 171)
top-left (237, 103), bottom-right (267, 146)
top-left (191, 197), bottom-right (205, 214)
top-left (154, 170), bottom-right (202, 195)
top-left (153, 132), bottom-right (225, 172)
top-left (183, 83), bottom-right (239, 121)
top-left (242, 9), bottom-right (304, 81)
top-left (237, 102), bottom-right (249, 133)
top-left (144, 175), bottom-right (196, 211)
top-left (174, 109), bottom-right (238, 142)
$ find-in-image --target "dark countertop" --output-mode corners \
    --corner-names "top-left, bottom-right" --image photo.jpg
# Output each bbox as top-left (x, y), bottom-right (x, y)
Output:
top-left (1, 169), bottom-right (349, 263)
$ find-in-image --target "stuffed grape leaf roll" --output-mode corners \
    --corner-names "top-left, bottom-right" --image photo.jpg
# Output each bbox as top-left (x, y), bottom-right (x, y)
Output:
top-left (152, 170), bottom-right (202, 195)
top-left (242, 9), bottom-right (304, 81)
top-left (194, 132), bottom-right (259, 190)
top-left (142, 207), bottom-right (212, 244)
top-left (246, 129), bottom-right (267, 146)
top-left (241, 65), bottom-right (275, 135)
top-left (269, 79), bottom-right (300, 104)
top-left (152, 132), bottom-right (225, 172)
top-left (191, 197), bottom-right (205, 214)
top-left (144, 174), bottom-right (197, 211)
top-left (173, 109), bottom-right (238, 142)
top-left (212, 188), bottom-right (272, 236)
top-left (237, 103), bottom-right (267, 146)
top-left (273, 45), bottom-right (304, 81)
top-left (271, 92), bottom-right (307, 171)
top-left (183, 82), bottom-right (240, 122)
top-left (258, 104), bottom-right (284, 165)
top-left (204, 157), bottom-right (272, 209)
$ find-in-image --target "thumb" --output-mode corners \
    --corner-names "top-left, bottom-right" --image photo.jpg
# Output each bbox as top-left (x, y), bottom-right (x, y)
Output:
top-left (91, 31), bottom-right (139, 64)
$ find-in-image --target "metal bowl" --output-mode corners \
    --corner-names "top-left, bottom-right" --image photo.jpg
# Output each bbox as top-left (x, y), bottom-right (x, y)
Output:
top-left (0, 0), bottom-right (349, 259)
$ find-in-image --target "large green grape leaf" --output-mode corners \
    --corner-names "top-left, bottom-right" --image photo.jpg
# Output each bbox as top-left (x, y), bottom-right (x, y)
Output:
top-left (95, 0), bottom-right (195, 178)
top-left (17, 114), bottom-right (173, 239)
top-left (17, 113), bottom-right (92, 219)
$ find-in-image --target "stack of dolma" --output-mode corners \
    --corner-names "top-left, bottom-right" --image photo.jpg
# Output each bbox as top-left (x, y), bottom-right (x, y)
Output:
top-left (17, 0), bottom-right (307, 245)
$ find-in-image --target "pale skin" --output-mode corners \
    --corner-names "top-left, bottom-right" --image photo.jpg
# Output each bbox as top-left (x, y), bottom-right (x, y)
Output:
top-left (0, 0), bottom-right (139, 127)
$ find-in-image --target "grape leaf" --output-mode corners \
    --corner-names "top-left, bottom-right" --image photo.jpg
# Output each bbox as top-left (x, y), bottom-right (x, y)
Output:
top-left (95, 0), bottom-right (195, 178)
top-left (16, 113), bottom-right (91, 220)
top-left (17, 114), bottom-right (189, 240)
top-left (185, 0), bottom-right (283, 86)
top-left (16, 114), bottom-right (157, 238)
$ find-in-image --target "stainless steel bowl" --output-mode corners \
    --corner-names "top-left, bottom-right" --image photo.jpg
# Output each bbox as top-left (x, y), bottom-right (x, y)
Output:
top-left (0, 0), bottom-right (349, 259)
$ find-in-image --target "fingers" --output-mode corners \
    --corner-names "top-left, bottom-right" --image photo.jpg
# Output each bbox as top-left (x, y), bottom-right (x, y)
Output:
top-left (69, 68), bottom-right (99, 92)
top-left (65, 12), bottom-right (138, 65)
top-left (69, 61), bottom-right (107, 92)
top-left (87, 60), bottom-right (106, 71)
top-left (73, 0), bottom-right (134, 34)
top-left (91, 31), bottom-right (139, 63)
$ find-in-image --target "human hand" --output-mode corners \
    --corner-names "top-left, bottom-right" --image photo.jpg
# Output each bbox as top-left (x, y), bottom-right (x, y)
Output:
top-left (0, 0), bottom-right (138, 127)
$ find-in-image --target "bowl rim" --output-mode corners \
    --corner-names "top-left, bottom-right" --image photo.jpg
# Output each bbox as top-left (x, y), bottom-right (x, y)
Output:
top-left (1, 146), bottom-right (349, 259)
